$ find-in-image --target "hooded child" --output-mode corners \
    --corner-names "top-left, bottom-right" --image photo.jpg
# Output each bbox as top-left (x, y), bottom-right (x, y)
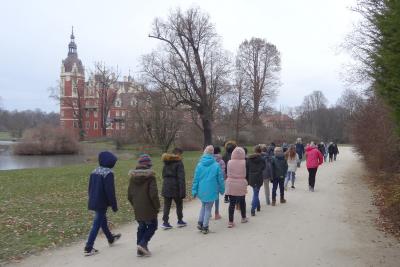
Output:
top-left (247, 145), bottom-right (266, 216)
top-left (271, 147), bottom-right (288, 206)
top-left (192, 145), bottom-right (225, 234)
top-left (84, 151), bottom-right (121, 256)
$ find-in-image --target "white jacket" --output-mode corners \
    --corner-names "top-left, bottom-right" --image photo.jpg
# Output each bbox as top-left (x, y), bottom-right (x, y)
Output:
top-left (287, 154), bottom-right (299, 172)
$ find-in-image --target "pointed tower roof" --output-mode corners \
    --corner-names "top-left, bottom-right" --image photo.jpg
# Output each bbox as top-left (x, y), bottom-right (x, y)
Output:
top-left (63, 26), bottom-right (84, 74)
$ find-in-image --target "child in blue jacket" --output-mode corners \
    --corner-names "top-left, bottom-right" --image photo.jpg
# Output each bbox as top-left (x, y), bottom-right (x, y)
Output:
top-left (192, 145), bottom-right (225, 234)
top-left (84, 151), bottom-right (121, 256)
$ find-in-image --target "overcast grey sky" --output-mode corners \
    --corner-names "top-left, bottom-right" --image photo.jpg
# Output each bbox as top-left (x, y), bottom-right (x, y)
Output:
top-left (0, 0), bottom-right (358, 112)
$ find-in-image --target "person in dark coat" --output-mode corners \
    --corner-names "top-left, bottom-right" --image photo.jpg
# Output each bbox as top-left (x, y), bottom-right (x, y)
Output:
top-left (328, 142), bottom-right (335, 162)
top-left (271, 147), bottom-right (288, 206)
top-left (295, 138), bottom-right (305, 167)
top-left (84, 151), bottom-right (121, 256)
top-left (128, 154), bottom-right (160, 257)
top-left (261, 144), bottom-right (273, 205)
top-left (160, 148), bottom-right (186, 229)
top-left (247, 145), bottom-right (266, 216)
top-left (223, 141), bottom-right (237, 203)
top-left (318, 142), bottom-right (326, 162)
top-left (333, 143), bottom-right (339, 161)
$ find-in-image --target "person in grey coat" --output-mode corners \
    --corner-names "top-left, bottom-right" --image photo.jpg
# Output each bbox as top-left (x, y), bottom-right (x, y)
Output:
top-left (261, 144), bottom-right (274, 205)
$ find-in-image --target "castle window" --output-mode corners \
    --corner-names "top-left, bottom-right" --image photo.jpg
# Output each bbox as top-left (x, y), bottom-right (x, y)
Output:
top-left (86, 111), bottom-right (90, 118)
top-left (115, 99), bottom-right (121, 107)
top-left (116, 110), bottom-right (120, 117)
top-left (94, 122), bottom-right (98, 129)
top-left (94, 111), bottom-right (98, 118)
top-left (121, 111), bottom-right (125, 116)
top-left (86, 122), bottom-right (90, 129)
top-left (73, 121), bottom-right (78, 128)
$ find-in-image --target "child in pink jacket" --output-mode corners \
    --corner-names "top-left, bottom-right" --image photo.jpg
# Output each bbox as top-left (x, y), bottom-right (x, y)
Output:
top-left (225, 147), bottom-right (248, 227)
top-left (305, 143), bottom-right (324, 192)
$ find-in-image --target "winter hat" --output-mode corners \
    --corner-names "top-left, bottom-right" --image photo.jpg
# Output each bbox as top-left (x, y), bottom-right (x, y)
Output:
top-left (138, 154), bottom-right (152, 166)
top-left (204, 145), bottom-right (214, 154)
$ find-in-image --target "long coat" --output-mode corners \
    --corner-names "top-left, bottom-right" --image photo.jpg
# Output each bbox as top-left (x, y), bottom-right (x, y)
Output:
top-left (247, 153), bottom-right (266, 188)
top-left (161, 153), bottom-right (186, 199)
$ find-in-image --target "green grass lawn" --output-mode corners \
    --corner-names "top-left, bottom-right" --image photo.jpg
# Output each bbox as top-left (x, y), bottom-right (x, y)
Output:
top-left (0, 150), bottom-right (201, 262)
top-left (0, 132), bottom-right (13, 141)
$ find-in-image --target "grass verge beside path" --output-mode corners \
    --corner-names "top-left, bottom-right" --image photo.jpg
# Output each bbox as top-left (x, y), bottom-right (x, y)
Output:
top-left (0, 151), bottom-right (200, 263)
top-left (0, 132), bottom-right (13, 141)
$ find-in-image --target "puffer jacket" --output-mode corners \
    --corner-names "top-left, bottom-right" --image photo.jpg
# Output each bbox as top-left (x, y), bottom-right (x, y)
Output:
top-left (161, 153), bottom-right (186, 199)
top-left (226, 147), bottom-right (248, 196)
top-left (271, 153), bottom-right (288, 181)
top-left (192, 154), bottom-right (225, 202)
top-left (247, 153), bottom-right (266, 188)
top-left (127, 166), bottom-right (160, 221)
top-left (88, 151), bottom-right (118, 211)
top-left (306, 146), bottom-right (323, 168)
top-left (261, 152), bottom-right (273, 180)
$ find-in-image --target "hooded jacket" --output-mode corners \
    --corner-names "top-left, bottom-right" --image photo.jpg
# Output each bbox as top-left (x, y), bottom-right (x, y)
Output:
top-left (161, 153), bottom-right (186, 199)
top-left (247, 153), bottom-right (266, 188)
top-left (225, 147), bottom-right (248, 196)
top-left (88, 151), bottom-right (118, 211)
top-left (223, 142), bottom-right (237, 170)
top-left (306, 146), bottom-right (324, 169)
top-left (127, 166), bottom-right (160, 221)
top-left (271, 153), bottom-right (288, 181)
top-left (296, 143), bottom-right (305, 159)
top-left (192, 154), bottom-right (225, 202)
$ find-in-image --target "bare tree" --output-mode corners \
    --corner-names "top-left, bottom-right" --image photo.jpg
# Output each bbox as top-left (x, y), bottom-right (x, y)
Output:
top-left (91, 62), bottom-right (120, 136)
top-left (236, 37), bottom-right (281, 125)
top-left (336, 88), bottom-right (364, 117)
top-left (231, 73), bottom-right (251, 141)
top-left (142, 7), bottom-right (231, 146)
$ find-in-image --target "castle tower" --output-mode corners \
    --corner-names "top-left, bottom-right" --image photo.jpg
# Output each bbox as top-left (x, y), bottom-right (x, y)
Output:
top-left (60, 27), bottom-right (85, 134)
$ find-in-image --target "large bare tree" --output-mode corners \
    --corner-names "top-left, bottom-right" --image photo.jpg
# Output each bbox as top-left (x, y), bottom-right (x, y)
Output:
top-left (91, 62), bottom-right (120, 136)
top-left (142, 7), bottom-right (231, 146)
top-left (236, 37), bottom-right (281, 125)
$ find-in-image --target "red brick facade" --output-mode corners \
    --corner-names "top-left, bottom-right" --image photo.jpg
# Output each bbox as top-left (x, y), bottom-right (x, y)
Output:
top-left (60, 29), bottom-right (135, 139)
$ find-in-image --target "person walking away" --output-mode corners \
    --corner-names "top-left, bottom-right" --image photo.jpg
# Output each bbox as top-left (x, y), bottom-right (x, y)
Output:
top-left (328, 142), bottom-right (334, 162)
top-left (284, 145), bottom-right (299, 190)
top-left (192, 146), bottom-right (225, 234)
top-left (333, 143), bottom-right (339, 161)
top-left (271, 147), bottom-right (288, 206)
top-left (247, 145), bottom-right (266, 216)
top-left (305, 143), bottom-right (324, 192)
top-left (84, 151), bottom-right (121, 256)
top-left (317, 142), bottom-right (326, 162)
top-left (225, 147), bottom-right (249, 227)
top-left (282, 142), bottom-right (289, 153)
top-left (213, 146), bottom-right (226, 220)
top-left (295, 138), bottom-right (305, 167)
top-left (261, 144), bottom-right (274, 205)
top-left (160, 148), bottom-right (186, 230)
top-left (324, 142), bottom-right (329, 162)
top-left (223, 141), bottom-right (237, 203)
top-left (128, 154), bottom-right (160, 257)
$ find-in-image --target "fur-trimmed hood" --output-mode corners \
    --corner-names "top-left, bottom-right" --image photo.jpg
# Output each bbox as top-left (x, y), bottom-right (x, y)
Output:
top-left (162, 153), bottom-right (182, 164)
top-left (129, 167), bottom-right (156, 184)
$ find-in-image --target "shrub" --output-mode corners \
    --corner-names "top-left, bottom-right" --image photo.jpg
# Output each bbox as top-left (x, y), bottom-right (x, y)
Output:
top-left (13, 125), bottom-right (79, 155)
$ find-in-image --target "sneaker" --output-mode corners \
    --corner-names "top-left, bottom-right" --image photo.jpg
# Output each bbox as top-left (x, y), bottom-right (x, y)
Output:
top-left (251, 210), bottom-right (256, 216)
top-left (161, 222), bottom-right (173, 230)
top-left (241, 217), bottom-right (248, 223)
top-left (291, 185), bottom-right (295, 189)
top-left (202, 227), bottom-right (209, 234)
top-left (137, 245), bottom-right (151, 257)
top-left (280, 198), bottom-right (287, 204)
top-left (214, 213), bottom-right (222, 220)
top-left (257, 206), bottom-right (261, 212)
top-left (177, 220), bottom-right (187, 228)
top-left (272, 200), bottom-right (276, 206)
top-left (137, 249), bottom-right (144, 257)
top-left (311, 187), bottom-right (315, 192)
top-left (197, 222), bottom-right (203, 231)
top-left (227, 222), bottom-right (235, 228)
top-left (108, 233), bottom-right (121, 246)
top-left (84, 248), bottom-right (99, 257)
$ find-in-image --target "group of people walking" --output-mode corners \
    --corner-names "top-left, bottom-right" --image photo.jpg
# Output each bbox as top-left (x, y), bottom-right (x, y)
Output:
top-left (83, 138), bottom-right (338, 257)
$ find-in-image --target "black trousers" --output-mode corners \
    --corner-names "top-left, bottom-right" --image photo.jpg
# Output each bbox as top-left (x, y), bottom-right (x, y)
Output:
top-left (162, 197), bottom-right (183, 223)
top-left (308, 168), bottom-right (318, 188)
top-left (228, 195), bottom-right (246, 222)
top-left (329, 153), bottom-right (333, 162)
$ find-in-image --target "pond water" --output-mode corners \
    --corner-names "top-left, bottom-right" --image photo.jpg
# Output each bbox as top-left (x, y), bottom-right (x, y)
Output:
top-left (0, 141), bottom-right (89, 170)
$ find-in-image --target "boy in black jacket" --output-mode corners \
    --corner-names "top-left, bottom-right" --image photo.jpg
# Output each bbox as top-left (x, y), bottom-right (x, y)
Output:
top-left (84, 151), bottom-right (121, 256)
top-left (271, 147), bottom-right (288, 206)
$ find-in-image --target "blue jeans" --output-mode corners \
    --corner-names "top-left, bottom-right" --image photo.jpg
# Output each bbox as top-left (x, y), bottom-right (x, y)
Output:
top-left (272, 179), bottom-right (285, 200)
top-left (198, 202), bottom-right (214, 228)
top-left (284, 171), bottom-right (296, 188)
top-left (137, 219), bottom-right (158, 248)
top-left (85, 209), bottom-right (113, 250)
top-left (251, 186), bottom-right (261, 212)
top-left (214, 196), bottom-right (220, 214)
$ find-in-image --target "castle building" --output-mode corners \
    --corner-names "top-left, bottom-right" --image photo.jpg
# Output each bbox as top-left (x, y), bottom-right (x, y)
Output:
top-left (60, 28), bottom-right (137, 139)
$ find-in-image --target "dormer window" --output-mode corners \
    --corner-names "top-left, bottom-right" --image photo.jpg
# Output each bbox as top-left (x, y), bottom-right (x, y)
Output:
top-left (115, 98), bottom-right (121, 107)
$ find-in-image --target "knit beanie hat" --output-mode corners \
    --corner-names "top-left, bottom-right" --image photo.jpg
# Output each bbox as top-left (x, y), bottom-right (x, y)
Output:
top-left (204, 145), bottom-right (214, 154)
top-left (138, 154), bottom-right (152, 166)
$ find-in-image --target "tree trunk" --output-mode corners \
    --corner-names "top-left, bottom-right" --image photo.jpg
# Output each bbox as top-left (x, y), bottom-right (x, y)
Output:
top-left (201, 116), bottom-right (213, 147)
